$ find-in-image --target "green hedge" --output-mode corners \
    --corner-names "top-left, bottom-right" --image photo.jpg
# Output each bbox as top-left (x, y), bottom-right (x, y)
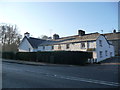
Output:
top-left (2, 51), bottom-right (92, 65)
top-left (16, 52), bottom-right (37, 61)
top-left (36, 51), bottom-right (92, 65)
top-left (2, 52), bottom-right (16, 59)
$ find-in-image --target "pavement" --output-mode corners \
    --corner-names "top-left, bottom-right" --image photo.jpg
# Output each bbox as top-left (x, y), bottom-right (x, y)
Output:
top-left (2, 59), bottom-right (80, 67)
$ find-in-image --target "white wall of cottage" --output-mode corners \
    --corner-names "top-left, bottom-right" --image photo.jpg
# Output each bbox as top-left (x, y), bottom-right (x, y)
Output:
top-left (38, 45), bottom-right (53, 51)
top-left (39, 41), bottom-right (96, 52)
top-left (37, 35), bottom-right (115, 62)
top-left (96, 35), bottom-right (115, 62)
top-left (18, 38), bottom-right (34, 52)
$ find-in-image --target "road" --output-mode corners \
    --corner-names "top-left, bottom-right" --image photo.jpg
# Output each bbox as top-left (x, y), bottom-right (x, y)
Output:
top-left (2, 61), bottom-right (120, 88)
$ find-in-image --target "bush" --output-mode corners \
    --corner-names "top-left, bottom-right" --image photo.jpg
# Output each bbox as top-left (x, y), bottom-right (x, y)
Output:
top-left (3, 51), bottom-right (92, 65)
top-left (16, 52), bottom-right (37, 61)
top-left (2, 52), bottom-right (16, 59)
top-left (37, 51), bottom-right (92, 65)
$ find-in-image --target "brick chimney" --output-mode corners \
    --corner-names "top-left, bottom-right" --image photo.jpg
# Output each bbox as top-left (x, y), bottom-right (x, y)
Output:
top-left (53, 34), bottom-right (59, 40)
top-left (78, 30), bottom-right (85, 36)
top-left (113, 29), bottom-right (116, 33)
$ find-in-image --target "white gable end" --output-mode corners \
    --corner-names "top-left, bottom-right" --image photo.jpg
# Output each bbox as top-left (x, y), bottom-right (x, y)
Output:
top-left (18, 38), bottom-right (33, 52)
top-left (96, 35), bottom-right (115, 62)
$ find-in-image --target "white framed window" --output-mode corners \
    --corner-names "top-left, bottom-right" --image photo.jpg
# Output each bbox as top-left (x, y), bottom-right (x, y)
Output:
top-left (58, 45), bottom-right (61, 50)
top-left (43, 46), bottom-right (45, 50)
top-left (99, 40), bottom-right (102, 47)
top-left (105, 50), bottom-right (108, 56)
top-left (99, 51), bottom-right (102, 58)
top-left (110, 52), bottom-right (112, 57)
top-left (81, 42), bottom-right (85, 49)
top-left (66, 44), bottom-right (70, 49)
top-left (29, 48), bottom-right (30, 52)
top-left (52, 46), bottom-right (54, 50)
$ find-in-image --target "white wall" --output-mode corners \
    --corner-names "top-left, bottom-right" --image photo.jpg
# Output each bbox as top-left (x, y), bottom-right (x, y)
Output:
top-left (88, 41), bottom-right (96, 49)
top-left (38, 45), bottom-right (52, 51)
top-left (45, 46), bottom-right (52, 51)
top-left (18, 38), bottom-right (33, 52)
top-left (53, 41), bottom-right (96, 52)
top-left (96, 35), bottom-right (115, 62)
top-left (37, 35), bottom-right (115, 63)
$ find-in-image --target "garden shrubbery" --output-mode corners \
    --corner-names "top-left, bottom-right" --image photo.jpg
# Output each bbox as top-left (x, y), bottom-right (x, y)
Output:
top-left (2, 51), bottom-right (92, 65)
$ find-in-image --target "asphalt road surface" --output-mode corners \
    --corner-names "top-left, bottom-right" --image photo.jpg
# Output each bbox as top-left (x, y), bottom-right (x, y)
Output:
top-left (2, 61), bottom-right (120, 88)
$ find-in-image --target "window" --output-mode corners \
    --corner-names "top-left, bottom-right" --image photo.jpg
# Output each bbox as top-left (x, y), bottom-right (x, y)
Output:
top-left (66, 44), bottom-right (70, 49)
top-left (81, 42), bottom-right (85, 49)
top-left (58, 45), bottom-right (61, 50)
top-left (43, 46), bottom-right (45, 50)
top-left (99, 40), bottom-right (102, 47)
top-left (52, 46), bottom-right (54, 50)
top-left (100, 51), bottom-right (102, 58)
top-left (29, 48), bottom-right (30, 52)
top-left (105, 50), bottom-right (108, 56)
top-left (110, 52), bottom-right (112, 57)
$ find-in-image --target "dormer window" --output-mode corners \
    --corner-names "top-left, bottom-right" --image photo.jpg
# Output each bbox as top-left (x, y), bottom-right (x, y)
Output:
top-left (99, 40), bottom-right (102, 47)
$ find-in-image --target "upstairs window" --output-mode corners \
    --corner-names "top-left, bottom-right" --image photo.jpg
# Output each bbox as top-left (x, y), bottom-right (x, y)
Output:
top-left (81, 42), bottom-right (85, 49)
top-left (99, 40), bottom-right (102, 47)
top-left (66, 44), bottom-right (70, 49)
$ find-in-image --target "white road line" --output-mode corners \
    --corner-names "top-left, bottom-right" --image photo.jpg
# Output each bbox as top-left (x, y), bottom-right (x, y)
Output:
top-left (47, 74), bottom-right (120, 87)
top-left (3, 62), bottom-right (120, 87)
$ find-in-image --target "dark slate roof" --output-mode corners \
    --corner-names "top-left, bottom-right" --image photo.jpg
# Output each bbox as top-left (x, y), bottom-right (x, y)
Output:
top-left (40, 33), bottom-right (100, 45)
top-left (59, 33), bottom-right (100, 44)
top-left (26, 36), bottom-right (45, 48)
top-left (23, 32), bottom-right (120, 47)
top-left (104, 32), bottom-right (120, 40)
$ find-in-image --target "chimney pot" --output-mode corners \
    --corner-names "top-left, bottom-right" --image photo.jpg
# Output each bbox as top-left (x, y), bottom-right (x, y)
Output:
top-left (53, 34), bottom-right (59, 40)
top-left (113, 29), bottom-right (116, 33)
top-left (24, 32), bottom-right (30, 38)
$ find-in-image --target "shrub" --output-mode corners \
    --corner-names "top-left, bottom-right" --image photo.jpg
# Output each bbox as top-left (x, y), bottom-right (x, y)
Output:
top-left (2, 52), bottom-right (16, 59)
top-left (16, 52), bottom-right (37, 61)
top-left (3, 51), bottom-right (92, 65)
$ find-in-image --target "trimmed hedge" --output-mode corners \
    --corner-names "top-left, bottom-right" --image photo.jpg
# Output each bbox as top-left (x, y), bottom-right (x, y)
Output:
top-left (16, 52), bottom-right (37, 61)
top-left (2, 51), bottom-right (92, 65)
top-left (36, 51), bottom-right (92, 65)
top-left (2, 52), bottom-right (16, 59)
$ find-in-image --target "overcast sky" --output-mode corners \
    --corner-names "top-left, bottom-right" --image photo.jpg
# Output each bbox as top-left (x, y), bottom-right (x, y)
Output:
top-left (0, 1), bottom-right (118, 38)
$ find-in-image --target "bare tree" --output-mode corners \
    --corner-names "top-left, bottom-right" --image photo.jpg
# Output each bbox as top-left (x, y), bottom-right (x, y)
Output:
top-left (0, 23), bottom-right (22, 52)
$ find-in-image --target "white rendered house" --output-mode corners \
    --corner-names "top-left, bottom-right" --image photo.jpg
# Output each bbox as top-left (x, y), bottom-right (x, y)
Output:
top-left (38, 31), bottom-right (115, 62)
top-left (18, 32), bottom-right (45, 52)
top-left (19, 30), bottom-right (115, 62)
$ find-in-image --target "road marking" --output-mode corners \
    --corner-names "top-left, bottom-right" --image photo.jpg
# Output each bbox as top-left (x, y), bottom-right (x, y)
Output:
top-left (3, 62), bottom-right (120, 87)
top-left (46, 74), bottom-right (120, 87)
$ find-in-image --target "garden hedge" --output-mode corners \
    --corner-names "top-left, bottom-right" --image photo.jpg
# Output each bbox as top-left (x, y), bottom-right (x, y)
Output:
top-left (2, 52), bottom-right (16, 59)
top-left (2, 51), bottom-right (92, 65)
